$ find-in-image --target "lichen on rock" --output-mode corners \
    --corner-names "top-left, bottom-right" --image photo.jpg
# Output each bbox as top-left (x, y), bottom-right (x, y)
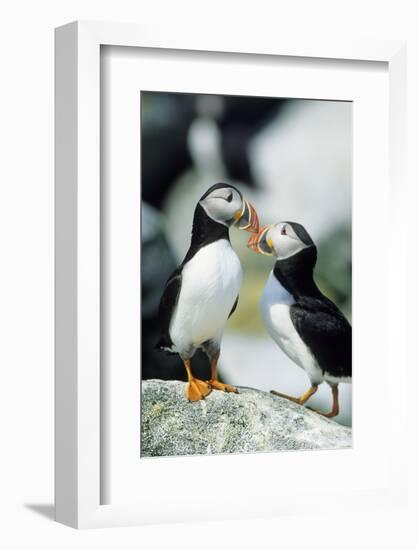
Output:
top-left (141, 379), bottom-right (352, 457)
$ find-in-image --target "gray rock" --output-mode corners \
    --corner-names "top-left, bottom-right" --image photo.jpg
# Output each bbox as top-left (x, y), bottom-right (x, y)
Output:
top-left (141, 380), bottom-right (352, 457)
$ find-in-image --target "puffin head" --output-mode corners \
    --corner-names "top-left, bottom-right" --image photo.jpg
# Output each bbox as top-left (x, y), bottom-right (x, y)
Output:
top-left (248, 221), bottom-right (317, 262)
top-left (199, 183), bottom-right (259, 233)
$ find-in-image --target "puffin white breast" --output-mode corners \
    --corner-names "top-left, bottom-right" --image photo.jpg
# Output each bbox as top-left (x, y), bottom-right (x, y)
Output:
top-left (170, 239), bottom-right (242, 352)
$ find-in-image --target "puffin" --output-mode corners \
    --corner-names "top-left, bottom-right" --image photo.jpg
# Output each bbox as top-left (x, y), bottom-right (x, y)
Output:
top-left (248, 221), bottom-right (351, 418)
top-left (156, 183), bottom-right (259, 401)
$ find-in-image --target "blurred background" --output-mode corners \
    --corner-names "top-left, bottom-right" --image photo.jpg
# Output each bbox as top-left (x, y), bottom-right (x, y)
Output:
top-left (141, 91), bottom-right (352, 426)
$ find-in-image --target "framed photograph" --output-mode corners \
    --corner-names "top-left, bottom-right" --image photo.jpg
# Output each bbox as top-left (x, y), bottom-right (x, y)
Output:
top-left (55, 21), bottom-right (407, 528)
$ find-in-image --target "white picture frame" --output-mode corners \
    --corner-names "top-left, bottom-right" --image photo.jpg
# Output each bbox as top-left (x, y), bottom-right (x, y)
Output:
top-left (55, 21), bottom-right (407, 529)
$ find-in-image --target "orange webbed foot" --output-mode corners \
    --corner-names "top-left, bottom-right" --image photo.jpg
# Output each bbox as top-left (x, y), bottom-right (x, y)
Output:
top-left (187, 378), bottom-right (212, 401)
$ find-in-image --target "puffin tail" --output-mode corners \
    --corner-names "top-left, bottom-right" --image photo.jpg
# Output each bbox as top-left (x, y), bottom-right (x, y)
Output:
top-left (154, 335), bottom-right (177, 355)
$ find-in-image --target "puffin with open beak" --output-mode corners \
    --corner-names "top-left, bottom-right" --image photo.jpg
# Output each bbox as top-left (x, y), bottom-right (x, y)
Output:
top-left (156, 183), bottom-right (259, 401)
top-left (248, 222), bottom-right (351, 418)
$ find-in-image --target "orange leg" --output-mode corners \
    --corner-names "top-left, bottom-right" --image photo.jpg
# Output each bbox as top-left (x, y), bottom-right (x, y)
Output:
top-left (308, 385), bottom-right (340, 418)
top-left (271, 384), bottom-right (318, 405)
top-left (184, 359), bottom-right (211, 402)
top-left (207, 354), bottom-right (238, 393)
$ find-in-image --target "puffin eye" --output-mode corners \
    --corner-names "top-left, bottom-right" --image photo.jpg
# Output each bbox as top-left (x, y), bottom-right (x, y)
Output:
top-left (226, 192), bottom-right (233, 203)
top-left (281, 225), bottom-right (287, 235)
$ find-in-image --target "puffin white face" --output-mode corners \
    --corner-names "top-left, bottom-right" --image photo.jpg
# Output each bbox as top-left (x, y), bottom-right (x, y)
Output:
top-left (199, 184), bottom-right (259, 233)
top-left (248, 221), bottom-right (315, 260)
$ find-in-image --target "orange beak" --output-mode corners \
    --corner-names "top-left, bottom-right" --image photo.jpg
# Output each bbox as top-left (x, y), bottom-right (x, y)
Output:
top-left (234, 200), bottom-right (259, 233)
top-left (247, 225), bottom-right (274, 256)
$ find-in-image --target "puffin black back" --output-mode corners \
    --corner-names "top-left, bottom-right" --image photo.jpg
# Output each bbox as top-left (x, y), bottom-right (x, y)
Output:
top-left (273, 247), bottom-right (319, 300)
top-left (183, 203), bottom-right (230, 264)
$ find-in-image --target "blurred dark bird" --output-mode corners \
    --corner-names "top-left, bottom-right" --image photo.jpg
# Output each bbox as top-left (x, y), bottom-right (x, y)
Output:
top-left (248, 222), bottom-right (352, 418)
top-left (141, 93), bottom-right (285, 209)
top-left (156, 183), bottom-right (259, 401)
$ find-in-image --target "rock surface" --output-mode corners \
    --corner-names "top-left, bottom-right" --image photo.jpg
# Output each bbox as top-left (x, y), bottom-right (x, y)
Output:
top-left (141, 380), bottom-right (352, 457)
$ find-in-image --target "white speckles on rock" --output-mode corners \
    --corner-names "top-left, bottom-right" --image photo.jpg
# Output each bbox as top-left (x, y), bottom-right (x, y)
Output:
top-left (141, 380), bottom-right (352, 457)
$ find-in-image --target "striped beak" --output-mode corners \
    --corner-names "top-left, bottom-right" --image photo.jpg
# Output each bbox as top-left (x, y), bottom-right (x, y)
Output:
top-left (247, 225), bottom-right (275, 256)
top-left (234, 200), bottom-right (259, 233)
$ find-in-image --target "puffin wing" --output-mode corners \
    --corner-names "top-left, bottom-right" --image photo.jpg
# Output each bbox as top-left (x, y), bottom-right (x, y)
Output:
top-left (228, 295), bottom-right (239, 319)
top-left (290, 298), bottom-right (352, 378)
top-left (155, 267), bottom-right (182, 352)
